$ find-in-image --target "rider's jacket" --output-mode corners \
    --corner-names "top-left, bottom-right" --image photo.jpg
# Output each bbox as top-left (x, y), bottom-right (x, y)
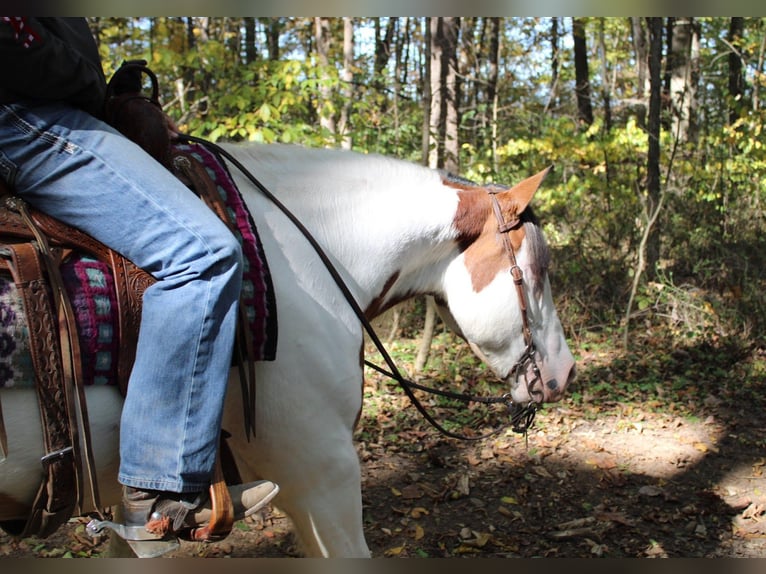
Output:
top-left (0, 17), bottom-right (106, 118)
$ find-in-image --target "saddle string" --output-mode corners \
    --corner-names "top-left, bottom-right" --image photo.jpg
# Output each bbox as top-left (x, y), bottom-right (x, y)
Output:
top-left (1, 196), bottom-right (104, 518)
top-left (180, 134), bottom-right (540, 440)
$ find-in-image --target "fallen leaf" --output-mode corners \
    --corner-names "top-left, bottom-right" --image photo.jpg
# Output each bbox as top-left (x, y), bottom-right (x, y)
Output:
top-left (410, 507), bottom-right (429, 519)
top-left (384, 545), bottom-right (406, 557)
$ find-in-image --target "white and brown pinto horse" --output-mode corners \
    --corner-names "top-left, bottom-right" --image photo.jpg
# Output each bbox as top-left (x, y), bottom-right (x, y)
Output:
top-left (0, 143), bottom-right (575, 557)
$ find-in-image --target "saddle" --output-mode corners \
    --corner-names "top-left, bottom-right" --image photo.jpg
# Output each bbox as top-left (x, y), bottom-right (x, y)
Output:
top-left (0, 63), bottom-right (271, 539)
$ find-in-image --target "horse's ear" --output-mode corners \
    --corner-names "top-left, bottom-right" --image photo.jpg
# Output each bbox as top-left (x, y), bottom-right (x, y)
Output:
top-left (502, 166), bottom-right (552, 214)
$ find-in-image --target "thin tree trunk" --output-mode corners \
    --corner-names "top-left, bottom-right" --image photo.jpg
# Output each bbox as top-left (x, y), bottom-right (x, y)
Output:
top-left (668, 17), bottom-right (699, 143)
top-left (545, 17), bottom-right (560, 114)
top-left (422, 18), bottom-right (432, 164)
top-left (488, 17), bottom-right (500, 175)
top-left (339, 17), bottom-right (354, 149)
top-left (755, 28), bottom-right (766, 111)
top-left (244, 17), bottom-right (256, 65)
top-left (728, 17), bottom-right (745, 124)
top-left (418, 17), bottom-right (460, 372)
top-left (598, 18), bottom-right (613, 133)
top-left (313, 17), bottom-right (336, 139)
top-left (573, 17), bottom-right (594, 127)
top-left (625, 17), bottom-right (664, 348)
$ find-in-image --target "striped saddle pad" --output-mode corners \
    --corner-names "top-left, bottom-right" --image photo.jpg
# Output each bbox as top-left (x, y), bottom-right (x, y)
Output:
top-left (0, 142), bottom-right (277, 389)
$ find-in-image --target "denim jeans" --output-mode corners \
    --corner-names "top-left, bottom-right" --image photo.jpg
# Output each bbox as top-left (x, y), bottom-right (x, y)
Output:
top-left (0, 102), bottom-right (243, 493)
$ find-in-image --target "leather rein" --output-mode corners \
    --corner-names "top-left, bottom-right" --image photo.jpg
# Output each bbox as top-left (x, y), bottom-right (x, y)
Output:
top-left (189, 136), bottom-right (544, 441)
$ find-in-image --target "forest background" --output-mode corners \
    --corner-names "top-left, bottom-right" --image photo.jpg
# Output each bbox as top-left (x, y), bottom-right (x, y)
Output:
top-left (90, 16), bottom-right (766, 358)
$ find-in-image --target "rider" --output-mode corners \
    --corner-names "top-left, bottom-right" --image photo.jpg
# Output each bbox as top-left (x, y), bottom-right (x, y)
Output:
top-left (0, 17), bottom-right (278, 548)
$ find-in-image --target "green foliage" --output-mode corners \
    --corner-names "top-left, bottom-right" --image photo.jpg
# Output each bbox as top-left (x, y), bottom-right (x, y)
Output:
top-left (89, 17), bottom-right (766, 349)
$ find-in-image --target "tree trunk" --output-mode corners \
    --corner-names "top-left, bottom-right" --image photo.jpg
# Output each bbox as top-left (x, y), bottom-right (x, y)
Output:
top-left (339, 17), bottom-right (354, 149)
top-left (625, 17), bottom-right (664, 348)
top-left (631, 17), bottom-right (650, 100)
top-left (422, 18), bottom-right (432, 164)
top-left (488, 17), bottom-right (500, 175)
top-left (417, 17), bottom-right (460, 372)
top-left (646, 17), bottom-right (663, 280)
top-left (597, 18), bottom-right (613, 133)
top-left (573, 17), bottom-right (594, 127)
top-left (264, 18), bottom-right (280, 61)
top-left (668, 17), bottom-right (700, 142)
top-left (374, 18), bottom-right (395, 94)
top-left (728, 17), bottom-right (745, 124)
top-left (244, 17), bottom-right (257, 65)
top-left (443, 18), bottom-right (460, 174)
top-left (313, 17), bottom-right (336, 139)
top-left (546, 17), bottom-right (560, 113)
top-left (428, 17), bottom-right (460, 172)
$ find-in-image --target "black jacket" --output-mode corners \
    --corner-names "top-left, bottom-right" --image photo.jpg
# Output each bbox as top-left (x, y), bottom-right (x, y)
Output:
top-left (0, 17), bottom-right (106, 118)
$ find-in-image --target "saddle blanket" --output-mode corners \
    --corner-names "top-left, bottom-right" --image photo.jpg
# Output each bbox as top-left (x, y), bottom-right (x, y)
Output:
top-left (0, 142), bottom-right (277, 389)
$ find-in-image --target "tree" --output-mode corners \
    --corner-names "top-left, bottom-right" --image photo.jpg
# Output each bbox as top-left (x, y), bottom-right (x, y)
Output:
top-left (417, 17), bottom-right (460, 372)
top-left (487, 17), bottom-right (501, 174)
top-left (573, 17), bottom-right (594, 127)
top-left (313, 17), bottom-right (336, 139)
top-left (547, 17), bottom-right (560, 113)
top-left (625, 17), bottom-right (664, 347)
top-left (338, 17), bottom-right (355, 149)
top-left (428, 17), bottom-right (460, 172)
top-left (728, 17), bottom-right (745, 123)
top-left (645, 17), bottom-right (663, 279)
top-left (667, 17), bottom-right (700, 142)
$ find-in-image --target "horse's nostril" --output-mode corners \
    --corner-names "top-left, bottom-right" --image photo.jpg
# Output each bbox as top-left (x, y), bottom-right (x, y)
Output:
top-left (546, 378), bottom-right (559, 391)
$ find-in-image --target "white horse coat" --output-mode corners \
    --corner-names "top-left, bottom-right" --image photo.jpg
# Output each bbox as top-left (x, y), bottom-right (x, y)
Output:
top-left (0, 144), bottom-right (575, 557)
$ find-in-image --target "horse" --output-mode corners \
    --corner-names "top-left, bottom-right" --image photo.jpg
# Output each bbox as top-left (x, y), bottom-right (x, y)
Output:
top-left (0, 142), bottom-right (576, 557)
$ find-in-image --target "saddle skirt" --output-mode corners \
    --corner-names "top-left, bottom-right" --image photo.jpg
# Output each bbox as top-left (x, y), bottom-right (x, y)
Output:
top-left (0, 142), bottom-right (277, 391)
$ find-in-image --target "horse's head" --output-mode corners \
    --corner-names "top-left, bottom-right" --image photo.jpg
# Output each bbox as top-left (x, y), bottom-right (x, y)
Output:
top-left (439, 168), bottom-right (575, 406)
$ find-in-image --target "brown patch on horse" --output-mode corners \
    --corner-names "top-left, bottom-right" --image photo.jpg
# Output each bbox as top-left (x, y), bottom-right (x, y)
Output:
top-left (445, 168), bottom-right (551, 293)
top-left (364, 272), bottom-right (401, 319)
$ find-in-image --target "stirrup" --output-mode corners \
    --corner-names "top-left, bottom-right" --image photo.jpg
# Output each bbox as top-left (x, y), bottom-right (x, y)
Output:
top-left (86, 480), bottom-right (279, 558)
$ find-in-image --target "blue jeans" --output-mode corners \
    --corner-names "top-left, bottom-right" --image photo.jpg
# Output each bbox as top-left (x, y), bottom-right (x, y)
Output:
top-left (0, 102), bottom-right (243, 493)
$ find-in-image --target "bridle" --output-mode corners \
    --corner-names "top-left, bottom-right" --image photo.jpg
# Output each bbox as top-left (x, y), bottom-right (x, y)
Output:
top-left (184, 136), bottom-right (545, 441)
top-left (487, 188), bottom-right (545, 407)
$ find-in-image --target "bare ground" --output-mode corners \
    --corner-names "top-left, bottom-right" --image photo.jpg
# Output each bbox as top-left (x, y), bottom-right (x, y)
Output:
top-left (2, 334), bottom-right (765, 558)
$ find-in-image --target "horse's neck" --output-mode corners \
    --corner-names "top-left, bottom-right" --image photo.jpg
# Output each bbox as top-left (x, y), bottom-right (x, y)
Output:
top-left (233, 144), bottom-right (462, 313)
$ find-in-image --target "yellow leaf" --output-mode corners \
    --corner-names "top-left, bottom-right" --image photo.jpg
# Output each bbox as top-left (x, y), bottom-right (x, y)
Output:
top-left (411, 524), bottom-right (425, 541)
top-left (411, 507), bottom-right (429, 519)
top-left (384, 545), bottom-right (406, 557)
top-left (390, 487), bottom-right (402, 496)
top-left (500, 496), bottom-right (518, 505)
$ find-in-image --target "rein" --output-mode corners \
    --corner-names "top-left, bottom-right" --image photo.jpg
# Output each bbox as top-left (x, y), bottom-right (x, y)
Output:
top-left (182, 135), bottom-right (540, 440)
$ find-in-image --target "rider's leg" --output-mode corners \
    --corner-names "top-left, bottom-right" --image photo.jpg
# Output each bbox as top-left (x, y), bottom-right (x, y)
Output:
top-left (0, 102), bottom-right (277, 536)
